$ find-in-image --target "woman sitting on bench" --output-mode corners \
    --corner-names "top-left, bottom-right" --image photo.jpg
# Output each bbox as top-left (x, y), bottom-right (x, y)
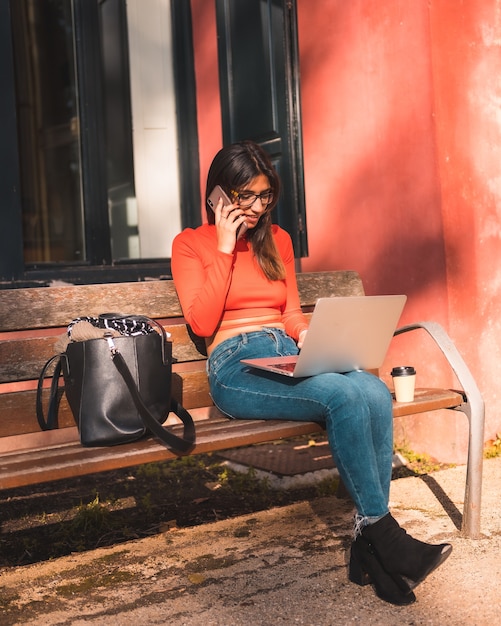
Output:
top-left (172, 140), bottom-right (451, 606)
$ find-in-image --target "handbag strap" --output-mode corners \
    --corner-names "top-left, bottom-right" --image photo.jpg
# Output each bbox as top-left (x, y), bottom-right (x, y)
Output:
top-left (109, 343), bottom-right (196, 453)
top-left (36, 354), bottom-right (64, 431)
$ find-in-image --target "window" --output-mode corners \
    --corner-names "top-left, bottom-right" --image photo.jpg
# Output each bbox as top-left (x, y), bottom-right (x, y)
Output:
top-left (11, 0), bottom-right (85, 264)
top-left (2, 0), bottom-right (199, 285)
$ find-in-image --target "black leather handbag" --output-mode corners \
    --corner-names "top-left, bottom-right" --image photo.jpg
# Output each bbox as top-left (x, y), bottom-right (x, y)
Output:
top-left (37, 315), bottom-right (196, 451)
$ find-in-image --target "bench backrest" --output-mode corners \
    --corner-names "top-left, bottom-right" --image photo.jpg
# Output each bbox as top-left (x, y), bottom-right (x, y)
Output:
top-left (0, 271), bottom-right (364, 440)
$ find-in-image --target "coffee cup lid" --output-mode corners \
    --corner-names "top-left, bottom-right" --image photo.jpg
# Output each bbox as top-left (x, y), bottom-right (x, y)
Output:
top-left (391, 366), bottom-right (416, 376)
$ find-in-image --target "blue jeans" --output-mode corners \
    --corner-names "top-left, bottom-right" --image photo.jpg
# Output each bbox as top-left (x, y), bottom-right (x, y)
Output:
top-left (207, 328), bottom-right (394, 518)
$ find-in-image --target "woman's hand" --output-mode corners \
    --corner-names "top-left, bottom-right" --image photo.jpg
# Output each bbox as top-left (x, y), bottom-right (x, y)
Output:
top-left (298, 329), bottom-right (308, 349)
top-left (214, 197), bottom-right (247, 254)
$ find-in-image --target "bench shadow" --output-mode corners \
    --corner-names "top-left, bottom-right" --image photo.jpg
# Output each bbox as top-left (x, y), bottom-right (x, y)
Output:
top-left (334, 470), bottom-right (463, 532)
top-left (418, 473), bottom-right (463, 531)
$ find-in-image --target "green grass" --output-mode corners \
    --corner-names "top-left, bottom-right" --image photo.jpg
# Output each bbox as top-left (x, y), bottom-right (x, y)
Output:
top-left (484, 433), bottom-right (501, 459)
top-left (394, 443), bottom-right (448, 474)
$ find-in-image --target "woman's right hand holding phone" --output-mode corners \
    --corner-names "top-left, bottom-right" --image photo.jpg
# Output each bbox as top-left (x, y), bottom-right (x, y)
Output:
top-left (214, 197), bottom-right (247, 254)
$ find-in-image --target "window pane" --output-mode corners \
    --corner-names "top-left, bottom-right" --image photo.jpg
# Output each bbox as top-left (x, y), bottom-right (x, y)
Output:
top-left (126, 0), bottom-right (182, 259)
top-left (100, 0), bottom-right (138, 261)
top-left (11, 0), bottom-right (84, 264)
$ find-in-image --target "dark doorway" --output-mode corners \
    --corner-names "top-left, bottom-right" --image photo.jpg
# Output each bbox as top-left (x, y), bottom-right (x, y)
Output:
top-left (216, 0), bottom-right (308, 257)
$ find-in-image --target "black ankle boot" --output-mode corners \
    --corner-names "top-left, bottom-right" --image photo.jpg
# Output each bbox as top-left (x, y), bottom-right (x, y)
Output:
top-left (349, 536), bottom-right (416, 605)
top-left (361, 513), bottom-right (452, 590)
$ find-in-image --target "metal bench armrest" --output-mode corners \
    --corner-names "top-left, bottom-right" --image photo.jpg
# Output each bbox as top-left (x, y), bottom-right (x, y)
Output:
top-left (394, 321), bottom-right (485, 537)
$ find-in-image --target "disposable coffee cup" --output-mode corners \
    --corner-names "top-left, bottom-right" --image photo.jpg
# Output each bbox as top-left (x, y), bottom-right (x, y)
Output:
top-left (391, 366), bottom-right (416, 403)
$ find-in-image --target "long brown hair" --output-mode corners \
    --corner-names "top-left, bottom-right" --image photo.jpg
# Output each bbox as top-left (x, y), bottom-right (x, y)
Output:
top-left (205, 140), bottom-right (286, 281)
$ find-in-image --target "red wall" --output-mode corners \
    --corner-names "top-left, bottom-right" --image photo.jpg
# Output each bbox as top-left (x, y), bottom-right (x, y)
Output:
top-left (191, 0), bottom-right (223, 205)
top-left (295, 1), bottom-right (464, 460)
top-left (191, 0), bottom-right (499, 463)
top-left (429, 0), bottom-right (501, 457)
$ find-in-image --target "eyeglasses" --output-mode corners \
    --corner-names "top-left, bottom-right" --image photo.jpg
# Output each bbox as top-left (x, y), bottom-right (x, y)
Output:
top-left (232, 190), bottom-right (274, 208)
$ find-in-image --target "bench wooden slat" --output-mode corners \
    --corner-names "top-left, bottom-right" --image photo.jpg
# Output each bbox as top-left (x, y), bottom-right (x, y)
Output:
top-left (0, 387), bottom-right (465, 490)
top-left (391, 388), bottom-right (464, 416)
top-left (0, 378), bottom-right (465, 440)
top-left (0, 412), bottom-right (325, 490)
top-left (0, 386), bottom-right (463, 454)
top-left (0, 323), bottom-right (205, 384)
top-left (0, 281), bottom-right (183, 331)
top-left (0, 369), bottom-right (213, 438)
top-left (0, 271), bottom-right (362, 332)
top-left (296, 270), bottom-right (365, 301)
top-left (0, 336), bottom-right (59, 382)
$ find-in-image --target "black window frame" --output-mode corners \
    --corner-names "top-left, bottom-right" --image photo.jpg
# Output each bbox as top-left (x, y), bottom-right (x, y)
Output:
top-left (0, 0), bottom-right (200, 287)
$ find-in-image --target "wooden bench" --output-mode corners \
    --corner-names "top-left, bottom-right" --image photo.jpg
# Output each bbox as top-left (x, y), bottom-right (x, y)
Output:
top-left (0, 271), bottom-right (484, 537)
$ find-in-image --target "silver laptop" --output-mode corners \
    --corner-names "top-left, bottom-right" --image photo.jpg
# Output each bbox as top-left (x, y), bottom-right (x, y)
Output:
top-left (240, 295), bottom-right (406, 377)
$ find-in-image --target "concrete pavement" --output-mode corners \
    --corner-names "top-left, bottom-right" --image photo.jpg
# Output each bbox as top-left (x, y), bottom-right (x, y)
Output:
top-left (1, 456), bottom-right (500, 625)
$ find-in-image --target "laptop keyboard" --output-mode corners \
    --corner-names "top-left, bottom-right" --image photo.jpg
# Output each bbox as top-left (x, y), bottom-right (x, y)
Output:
top-left (272, 361), bottom-right (297, 372)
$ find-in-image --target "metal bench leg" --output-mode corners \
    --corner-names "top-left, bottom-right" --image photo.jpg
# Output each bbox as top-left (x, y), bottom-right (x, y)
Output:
top-left (394, 321), bottom-right (485, 538)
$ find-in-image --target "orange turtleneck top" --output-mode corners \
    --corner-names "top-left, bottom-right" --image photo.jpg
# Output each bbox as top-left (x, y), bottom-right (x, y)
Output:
top-left (171, 223), bottom-right (309, 341)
